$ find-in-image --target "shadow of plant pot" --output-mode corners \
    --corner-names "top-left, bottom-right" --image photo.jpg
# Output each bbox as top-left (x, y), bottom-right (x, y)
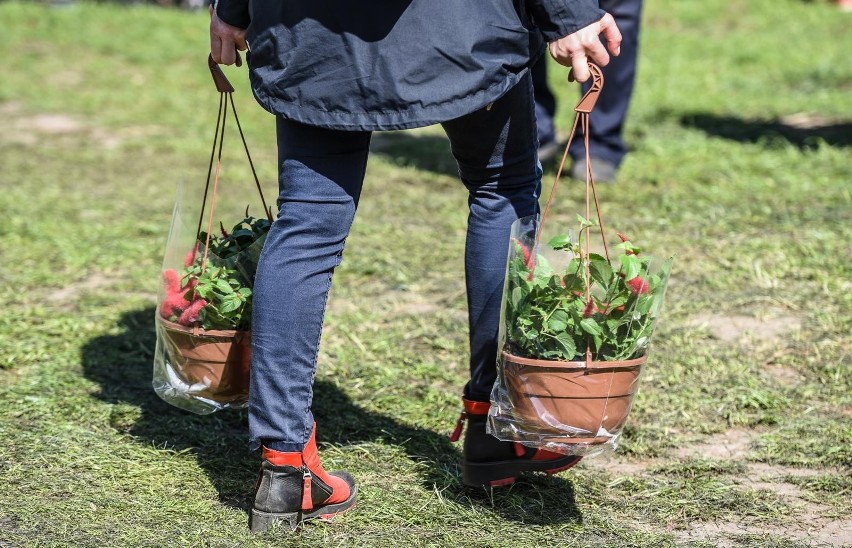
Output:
top-left (502, 350), bottom-right (646, 446)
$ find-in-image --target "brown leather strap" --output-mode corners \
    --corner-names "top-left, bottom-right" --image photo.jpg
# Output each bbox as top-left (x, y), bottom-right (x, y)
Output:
top-left (196, 55), bottom-right (273, 273)
top-left (208, 54), bottom-right (235, 93)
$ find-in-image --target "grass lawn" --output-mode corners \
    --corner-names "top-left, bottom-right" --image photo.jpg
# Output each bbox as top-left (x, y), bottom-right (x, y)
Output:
top-left (0, 0), bottom-right (850, 546)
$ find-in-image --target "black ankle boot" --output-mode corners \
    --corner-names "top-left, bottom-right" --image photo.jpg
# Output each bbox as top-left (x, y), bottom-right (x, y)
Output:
top-left (450, 398), bottom-right (582, 487)
top-left (250, 423), bottom-right (357, 532)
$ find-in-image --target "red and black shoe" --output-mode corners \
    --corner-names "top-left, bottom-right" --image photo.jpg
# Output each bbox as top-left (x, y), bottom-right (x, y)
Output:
top-left (450, 398), bottom-right (582, 487)
top-left (250, 423), bottom-right (357, 532)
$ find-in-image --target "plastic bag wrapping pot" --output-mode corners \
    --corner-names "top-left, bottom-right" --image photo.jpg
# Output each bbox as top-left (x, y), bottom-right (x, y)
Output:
top-left (489, 350), bottom-right (645, 456)
top-left (153, 317), bottom-right (250, 414)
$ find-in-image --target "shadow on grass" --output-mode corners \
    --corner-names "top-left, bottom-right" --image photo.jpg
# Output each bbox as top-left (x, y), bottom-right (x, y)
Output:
top-left (369, 131), bottom-right (460, 177)
top-left (81, 307), bottom-right (582, 526)
top-left (680, 112), bottom-right (852, 149)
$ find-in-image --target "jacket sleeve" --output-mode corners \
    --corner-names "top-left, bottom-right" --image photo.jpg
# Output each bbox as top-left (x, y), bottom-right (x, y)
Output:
top-left (526, 0), bottom-right (605, 42)
top-left (215, 0), bottom-right (251, 29)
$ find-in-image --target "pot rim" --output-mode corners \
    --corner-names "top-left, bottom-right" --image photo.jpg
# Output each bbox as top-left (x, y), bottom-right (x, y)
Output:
top-left (502, 349), bottom-right (647, 370)
top-left (158, 316), bottom-right (250, 338)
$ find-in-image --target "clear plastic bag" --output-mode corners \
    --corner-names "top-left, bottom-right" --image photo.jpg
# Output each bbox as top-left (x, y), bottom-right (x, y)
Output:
top-left (153, 180), bottom-right (270, 414)
top-left (487, 214), bottom-right (672, 456)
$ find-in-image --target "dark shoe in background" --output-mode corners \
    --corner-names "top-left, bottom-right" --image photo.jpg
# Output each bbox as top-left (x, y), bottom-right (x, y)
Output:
top-left (537, 137), bottom-right (563, 164)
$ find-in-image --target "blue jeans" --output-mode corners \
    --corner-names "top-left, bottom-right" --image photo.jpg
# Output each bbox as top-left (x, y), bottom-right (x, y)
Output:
top-left (250, 74), bottom-right (541, 452)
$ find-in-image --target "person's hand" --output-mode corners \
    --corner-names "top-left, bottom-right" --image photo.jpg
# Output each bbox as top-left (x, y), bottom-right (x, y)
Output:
top-left (548, 13), bottom-right (622, 83)
top-left (210, 5), bottom-right (247, 65)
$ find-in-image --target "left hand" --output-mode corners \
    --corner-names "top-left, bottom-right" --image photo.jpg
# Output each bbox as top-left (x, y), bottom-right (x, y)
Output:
top-left (548, 13), bottom-right (622, 83)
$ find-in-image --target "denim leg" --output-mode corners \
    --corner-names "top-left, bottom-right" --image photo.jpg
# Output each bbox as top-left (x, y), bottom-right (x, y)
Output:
top-left (441, 73), bottom-right (541, 402)
top-left (250, 118), bottom-right (371, 452)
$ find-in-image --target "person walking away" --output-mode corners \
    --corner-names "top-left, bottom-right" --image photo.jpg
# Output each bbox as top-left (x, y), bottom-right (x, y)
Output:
top-left (210, 0), bottom-right (621, 532)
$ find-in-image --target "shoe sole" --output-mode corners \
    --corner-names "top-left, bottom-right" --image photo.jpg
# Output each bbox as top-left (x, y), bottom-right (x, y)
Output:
top-left (462, 455), bottom-right (582, 488)
top-left (249, 486), bottom-right (358, 533)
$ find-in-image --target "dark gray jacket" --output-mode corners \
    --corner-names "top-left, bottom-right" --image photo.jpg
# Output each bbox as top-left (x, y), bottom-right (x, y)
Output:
top-left (217, 1), bottom-right (603, 131)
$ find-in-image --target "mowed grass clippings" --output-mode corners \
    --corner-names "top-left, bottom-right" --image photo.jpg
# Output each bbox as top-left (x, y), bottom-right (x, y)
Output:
top-left (0, 0), bottom-right (850, 546)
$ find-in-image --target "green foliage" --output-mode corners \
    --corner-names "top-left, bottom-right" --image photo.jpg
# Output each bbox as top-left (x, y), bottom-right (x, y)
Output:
top-left (505, 222), bottom-right (672, 361)
top-left (182, 213), bottom-right (270, 330)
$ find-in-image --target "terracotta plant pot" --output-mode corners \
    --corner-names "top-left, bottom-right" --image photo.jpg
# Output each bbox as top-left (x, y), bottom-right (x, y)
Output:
top-left (158, 317), bottom-right (251, 402)
top-left (502, 349), bottom-right (646, 445)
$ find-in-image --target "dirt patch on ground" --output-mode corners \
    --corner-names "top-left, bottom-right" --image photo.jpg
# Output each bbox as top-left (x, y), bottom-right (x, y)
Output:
top-left (45, 273), bottom-right (119, 306)
top-left (2, 104), bottom-right (166, 149)
top-left (676, 427), bottom-right (758, 459)
top-left (585, 428), bottom-right (852, 546)
top-left (676, 518), bottom-right (852, 548)
top-left (688, 313), bottom-right (801, 344)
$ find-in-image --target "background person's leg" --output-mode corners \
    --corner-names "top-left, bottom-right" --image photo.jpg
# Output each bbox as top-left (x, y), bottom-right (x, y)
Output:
top-left (249, 118), bottom-right (371, 452)
top-left (531, 56), bottom-right (558, 160)
top-left (569, 0), bottom-right (644, 175)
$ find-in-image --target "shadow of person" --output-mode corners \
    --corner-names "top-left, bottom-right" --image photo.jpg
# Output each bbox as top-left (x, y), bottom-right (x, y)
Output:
top-left (81, 307), bottom-right (583, 525)
top-left (680, 112), bottom-right (852, 149)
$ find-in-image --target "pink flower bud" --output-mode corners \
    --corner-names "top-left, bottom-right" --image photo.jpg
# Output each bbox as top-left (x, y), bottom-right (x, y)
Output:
top-left (162, 269), bottom-right (181, 294)
top-left (184, 249), bottom-right (197, 267)
top-left (583, 300), bottom-right (596, 318)
top-left (514, 239), bottom-right (534, 270)
top-left (159, 292), bottom-right (191, 319)
top-left (627, 277), bottom-right (651, 295)
top-left (178, 298), bottom-right (207, 326)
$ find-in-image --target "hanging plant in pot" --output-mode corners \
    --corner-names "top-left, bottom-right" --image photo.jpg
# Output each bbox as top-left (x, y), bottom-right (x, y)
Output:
top-left (487, 64), bottom-right (673, 455)
top-left (152, 54), bottom-right (274, 413)
top-left (157, 212), bottom-right (270, 404)
top-left (489, 215), bottom-right (672, 450)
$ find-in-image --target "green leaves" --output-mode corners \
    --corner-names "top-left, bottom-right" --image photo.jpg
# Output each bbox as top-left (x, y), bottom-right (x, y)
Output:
top-left (547, 233), bottom-right (573, 251)
top-left (619, 254), bottom-right (642, 280)
top-left (182, 212), bottom-right (271, 331)
top-left (589, 254), bottom-right (613, 289)
top-left (504, 226), bottom-right (671, 362)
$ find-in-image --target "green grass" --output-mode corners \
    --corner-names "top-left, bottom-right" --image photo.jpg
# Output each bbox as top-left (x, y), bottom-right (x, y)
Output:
top-left (1, 0), bottom-right (850, 546)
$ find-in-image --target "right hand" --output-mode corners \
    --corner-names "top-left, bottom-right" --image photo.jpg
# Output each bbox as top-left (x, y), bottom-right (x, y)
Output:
top-left (548, 13), bottom-right (622, 83)
top-left (210, 6), bottom-right (248, 65)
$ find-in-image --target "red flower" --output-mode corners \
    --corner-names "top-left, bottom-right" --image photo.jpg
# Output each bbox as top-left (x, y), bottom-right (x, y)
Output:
top-left (601, 303), bottom-right (626, 314)
top-left (514, 239), bottom-right (534, 270)
top-left (627, 277), bottom-right (651, 295)
top-left (220, 221), bottom-right (230, 239)
top-left (184, 249), bottom-right (197, 267)
top-left (178, 298), bottom-right (207, 326)
top-left (162, 269), bottom-right (181, 294)
top-left (159, 291), bottom-right (190, 318)
top-left (583, 300), bottom-right (597, 318)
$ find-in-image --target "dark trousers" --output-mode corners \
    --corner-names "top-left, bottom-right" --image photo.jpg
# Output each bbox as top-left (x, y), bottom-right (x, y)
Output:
top-left (533, 0), bottom-right (643, 167)
top-left (250, 74), bottom-right (541, 451)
